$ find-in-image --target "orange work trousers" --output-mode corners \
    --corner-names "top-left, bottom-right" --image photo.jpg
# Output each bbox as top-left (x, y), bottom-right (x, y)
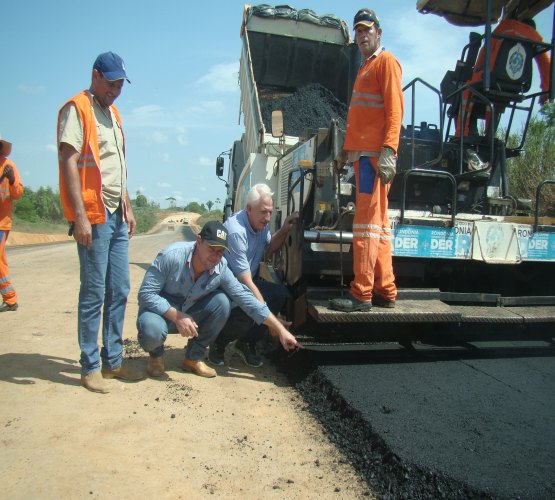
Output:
top-left (350, 156), bottom-right (396, 303)
top-left (0, 230), bottom-right (17, 306)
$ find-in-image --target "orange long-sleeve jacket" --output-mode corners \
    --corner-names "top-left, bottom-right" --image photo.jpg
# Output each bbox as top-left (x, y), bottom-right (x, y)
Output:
top-left (0, 157), bottom-right (24, 230)
top-left (344, 49), bottom-right (404, 155)
top-left (471, 18), bottom-right (551, 94)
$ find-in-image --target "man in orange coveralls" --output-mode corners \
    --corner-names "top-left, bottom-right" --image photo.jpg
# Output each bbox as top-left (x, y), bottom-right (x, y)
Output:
top-left (329, 8), bottom-right (403, 312)
top-left (457, 13), bottom-right (551, 137)
top-left (0, 138), bottom-right (24, 312)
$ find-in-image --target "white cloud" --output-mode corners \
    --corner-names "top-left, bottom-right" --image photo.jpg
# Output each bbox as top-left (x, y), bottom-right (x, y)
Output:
top-left (198, 156), bottom-right (212, 166)
top-left (187, 100), bottom-right (226, 115)
top-left (157, 182), bottom-right (171, 188)
top-left (133, 104), bottom-right (164, 116)
top-left (196, 62), bottom-right (239, 93)
top-left (146, 131), bottom-right (168, 144)
top-left (200, 101), bottom-right (225, 110)
top-left (390, 11), bottom-right (472, 88)
top-left (127, 105), bottom-right (167, 128)
top-left (175, 126), bottom-right (189, 145)
top-left (385, 9), bottom-right (475, 125)
top-left (46, 144), bottom-right (57, 153)
top-left (18, 84), bottom-right (46, 94)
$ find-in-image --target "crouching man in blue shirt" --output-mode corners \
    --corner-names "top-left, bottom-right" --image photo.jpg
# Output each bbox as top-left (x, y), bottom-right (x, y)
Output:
top-left (137, 220), bottom-right (300, 378)
top-left (209, 183), bottom-right (298, 368)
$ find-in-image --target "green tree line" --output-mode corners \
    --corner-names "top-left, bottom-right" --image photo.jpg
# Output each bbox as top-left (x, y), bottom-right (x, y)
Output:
top-left (12, 188), bottom-right (224, 234)
top-left (13, 186), bottom-right (64, 223)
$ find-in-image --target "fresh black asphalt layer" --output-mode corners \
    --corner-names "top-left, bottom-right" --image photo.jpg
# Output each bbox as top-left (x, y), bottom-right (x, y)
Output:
top-left (278, 340), bottom-right (555, 499)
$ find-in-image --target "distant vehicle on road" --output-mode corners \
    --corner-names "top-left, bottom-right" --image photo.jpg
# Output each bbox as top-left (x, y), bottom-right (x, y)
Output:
top-left (183, 217), bottom-right (189, 225)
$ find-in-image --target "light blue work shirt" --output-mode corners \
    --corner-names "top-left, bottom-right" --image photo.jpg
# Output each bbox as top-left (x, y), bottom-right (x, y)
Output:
top-left (137, 241), bottom-right (270, 325)
top-left (224, 209), bottom-right (271, 278)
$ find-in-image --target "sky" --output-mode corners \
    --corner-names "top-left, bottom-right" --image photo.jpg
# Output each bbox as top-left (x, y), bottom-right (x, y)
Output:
top-left (2, 1), bottom-right (553, 209)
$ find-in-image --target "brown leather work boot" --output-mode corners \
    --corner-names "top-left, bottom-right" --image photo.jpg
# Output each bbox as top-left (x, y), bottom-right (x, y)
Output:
top-left (81, 371), bottom-right (110, 394)
top-left (147, 356), bottom-right (165, 377)
top-left (182, 358), bottom-right (217, 378)
top-left (101, 362), bottom-right (144, 381)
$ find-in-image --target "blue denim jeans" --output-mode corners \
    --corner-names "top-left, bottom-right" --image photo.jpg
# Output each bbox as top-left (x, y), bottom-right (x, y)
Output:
top-left (137, 291), bottom-right (231, 361)
top-left (77, 209), bottom-right (130, 375)
top-left (217, 280), bottom-right (288, 347)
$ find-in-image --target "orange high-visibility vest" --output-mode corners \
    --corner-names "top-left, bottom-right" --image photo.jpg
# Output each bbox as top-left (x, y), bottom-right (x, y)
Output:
top-left (57, 91), bottom-right (127, 224)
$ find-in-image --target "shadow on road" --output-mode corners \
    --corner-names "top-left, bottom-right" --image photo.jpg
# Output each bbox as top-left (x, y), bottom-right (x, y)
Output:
top-left (0, 353), bottom-right (79, 386)
top-left (130, 262), bottom-right (151, 271)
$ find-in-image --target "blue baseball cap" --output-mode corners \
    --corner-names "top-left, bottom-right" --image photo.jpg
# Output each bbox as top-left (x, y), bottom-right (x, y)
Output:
top-left (93, 52), bottom-right (130, 83)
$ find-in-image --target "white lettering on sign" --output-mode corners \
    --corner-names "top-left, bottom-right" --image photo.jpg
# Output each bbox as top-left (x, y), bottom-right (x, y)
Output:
top-left (395, 237), bottom-right (418, 249)
top-left (456, 225), bottom-right (472, 235)
top-left (431, 239), bottom-right (453, 251)
top-left (529, 239), bottom-right (548, 250)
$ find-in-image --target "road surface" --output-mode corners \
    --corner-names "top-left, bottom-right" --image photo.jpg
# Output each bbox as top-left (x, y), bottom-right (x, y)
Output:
top-left (1, 223), bottom-right (370, 499)
top-left (4, 220), bottom-right (555, 498)
top-left (285, 336), bottom-right (555, 499)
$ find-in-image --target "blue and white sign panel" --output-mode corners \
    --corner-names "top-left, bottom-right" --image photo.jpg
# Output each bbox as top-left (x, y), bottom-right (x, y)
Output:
top-left (391, 219), bottom-right (555, 262)
top-left (516, 224), bottom-right (555, 261)
top-left (392, 221), bottom-right (473, 259)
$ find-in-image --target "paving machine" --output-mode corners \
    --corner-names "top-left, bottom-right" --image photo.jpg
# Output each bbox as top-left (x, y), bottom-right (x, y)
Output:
top-left (217, 2), bottom-right (555, 343)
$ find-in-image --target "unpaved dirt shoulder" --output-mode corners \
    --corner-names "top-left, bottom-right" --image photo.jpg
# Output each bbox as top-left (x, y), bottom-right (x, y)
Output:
top-left (6, 231), bottom-right (73, 246)
top-left (0, 231), bottom-right (373, 499)
top-left (6, 211), bottom-right (200, 246)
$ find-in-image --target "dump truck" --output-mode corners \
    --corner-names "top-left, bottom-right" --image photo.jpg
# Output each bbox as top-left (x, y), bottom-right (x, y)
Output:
top-left (217, 2), bottom-right (555, 343)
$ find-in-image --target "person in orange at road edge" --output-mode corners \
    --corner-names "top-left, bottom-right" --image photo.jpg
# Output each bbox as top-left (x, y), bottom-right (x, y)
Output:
top-left (136, 221), bottom-right (300, 379)
top-left (329, 8), bottom-right (403, 313)
top-left (57, 52), bottom-right (143, 393)
top-left (456, 11), bottom-right (551, 137)
top-left (0, 138), bottom-right (24, 313)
